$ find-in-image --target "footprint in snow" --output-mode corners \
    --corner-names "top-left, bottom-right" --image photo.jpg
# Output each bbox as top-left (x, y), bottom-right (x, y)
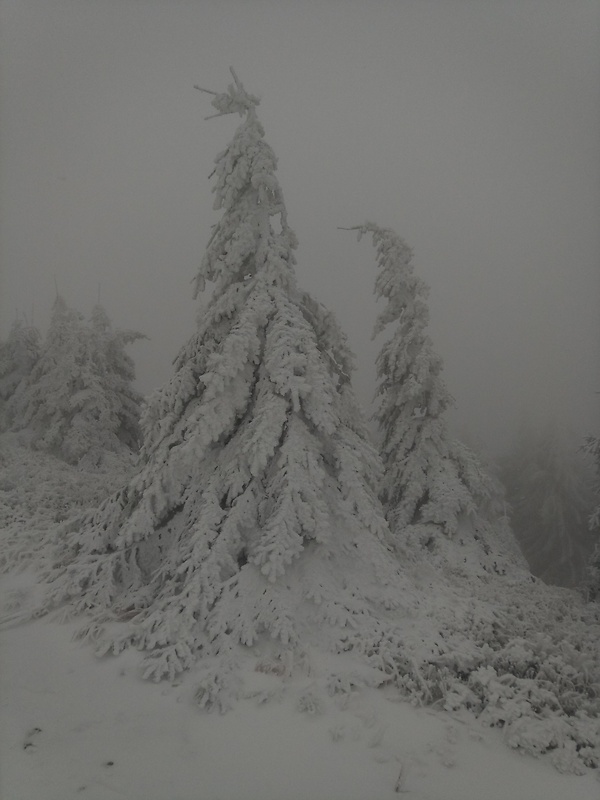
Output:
top-left (23, 727), bottom-right (42, 750)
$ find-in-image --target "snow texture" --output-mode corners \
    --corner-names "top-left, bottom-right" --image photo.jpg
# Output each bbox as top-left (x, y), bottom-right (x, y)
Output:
top-left (2, 560), bottom-right (599, 796)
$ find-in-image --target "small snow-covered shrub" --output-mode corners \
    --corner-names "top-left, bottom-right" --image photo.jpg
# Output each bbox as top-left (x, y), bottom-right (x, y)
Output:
top-left (296, 688), bottom-right (325, 715)
top-left (0, 433), bottom-right (134, 570)
top-left (383, 577), bottom-right (600, 773)
top-left (194, 655), bottom-right (242, 713)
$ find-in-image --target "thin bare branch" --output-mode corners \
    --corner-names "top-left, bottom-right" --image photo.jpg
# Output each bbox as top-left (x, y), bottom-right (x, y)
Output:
top-left (194, 85), bottom-right (218, 96)
top-left (229, 66), bottom-right (242, 88)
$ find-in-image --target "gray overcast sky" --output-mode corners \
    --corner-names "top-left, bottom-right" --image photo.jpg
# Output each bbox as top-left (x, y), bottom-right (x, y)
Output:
top-left (1, 0), bottom-right (599, 453)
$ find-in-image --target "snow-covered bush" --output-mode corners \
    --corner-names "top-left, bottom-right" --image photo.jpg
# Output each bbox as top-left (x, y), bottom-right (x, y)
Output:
top-left (391, 578), bottom-right (600, 773)
top-left (0, 432), bottom-right (135, 571)
top-left (2, 72), bottom-right (597, 779)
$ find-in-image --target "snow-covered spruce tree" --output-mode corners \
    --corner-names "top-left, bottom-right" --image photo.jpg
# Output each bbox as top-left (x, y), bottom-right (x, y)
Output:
top-left (9, 295), bottom-right (87, 455)
top-left (89, 304), bottom-right (146, 453)
top-left (43, 71), bottom-right (412, 703)
top-left (500, 420), bottom-right (596, 588)
top-left (0, 318), bottom-right (40, 430)
top-left (348, 223), bottom-right (523, 577)
top-left (11, 296), bottom-right (144, 466)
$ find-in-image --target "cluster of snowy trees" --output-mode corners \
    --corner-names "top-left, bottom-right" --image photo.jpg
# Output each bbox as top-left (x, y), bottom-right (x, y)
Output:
top-left (2, 71), bottom-right (598, 700)
top-left (0, 298), bottom-right (145, 466)
top-left (22, 70), bottom-right (522, 685)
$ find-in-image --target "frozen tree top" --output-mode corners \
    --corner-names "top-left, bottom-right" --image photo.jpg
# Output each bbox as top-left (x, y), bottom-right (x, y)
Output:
top-left (195, 67), bottom-right (260, 119)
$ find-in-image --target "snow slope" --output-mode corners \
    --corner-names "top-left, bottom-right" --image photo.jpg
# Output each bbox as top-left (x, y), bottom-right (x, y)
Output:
top-left (1, 570), bottom-right (597, 800)
top-left (1, 433), bottom-right (599, 798)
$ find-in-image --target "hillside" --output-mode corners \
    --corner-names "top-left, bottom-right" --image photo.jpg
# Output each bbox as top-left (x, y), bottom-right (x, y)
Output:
top-left (0, 432), bottom-right (598, 798)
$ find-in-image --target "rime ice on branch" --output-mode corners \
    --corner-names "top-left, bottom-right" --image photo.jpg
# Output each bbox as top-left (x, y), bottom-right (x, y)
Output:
top-left (45, 71), bottom-right (406, 696)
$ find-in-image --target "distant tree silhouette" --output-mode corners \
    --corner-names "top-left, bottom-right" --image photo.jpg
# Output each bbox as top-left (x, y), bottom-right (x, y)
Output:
top-left (501, 420), bottom-right (596, 587)
top-left (0, 318), bottom-right (40, 430)
top-left (11, 296), bottom-right (144, 465)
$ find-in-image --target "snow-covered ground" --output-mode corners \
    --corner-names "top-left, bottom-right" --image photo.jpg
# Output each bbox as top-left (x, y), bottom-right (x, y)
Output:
top-left (1, 573), bottom-right (598, 800)
top-left (1, 432), bottom-right (598, 799)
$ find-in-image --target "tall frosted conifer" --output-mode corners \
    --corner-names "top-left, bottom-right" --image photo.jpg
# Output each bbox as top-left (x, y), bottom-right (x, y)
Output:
top-left (351, 223), bottom-right (523, 575)
top-left (45, 72), bottom-right (403, 696)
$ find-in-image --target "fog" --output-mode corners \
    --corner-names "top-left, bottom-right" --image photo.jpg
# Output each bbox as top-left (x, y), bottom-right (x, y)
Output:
top-left (1, 0), bottom-right (599, 455)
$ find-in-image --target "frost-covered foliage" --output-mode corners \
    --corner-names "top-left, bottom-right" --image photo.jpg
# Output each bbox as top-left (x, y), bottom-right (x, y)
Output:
top-left (40, 70), bottom-right (408, 693)
top-left (315, 552), bottom-right (599, 773)
top-left (4, 431), bottom-right (599, 775)
top-left (352, 223), bottom-right (523, 576)
top-left (400, 577), bottom-right (600, 774)
top-left (89, 304), bottom-right (146, 453)
top-left (501, 421), bottom-right (597, 588)
top-left (0, 432), bottom-right (135, 572)
top-left (0, 319), bottom-right (40, 430)
top-left (10, 297), bottom-right (145, 466)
